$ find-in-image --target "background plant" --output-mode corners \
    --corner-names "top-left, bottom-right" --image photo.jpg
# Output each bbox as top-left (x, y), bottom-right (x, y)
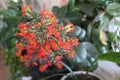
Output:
top-left (52, 0), bottom-right (120, 72)
top-left (0, 0), bottom-right (30, 80)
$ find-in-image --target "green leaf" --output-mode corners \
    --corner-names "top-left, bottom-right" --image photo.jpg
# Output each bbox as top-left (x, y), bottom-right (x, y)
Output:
top-left (71, 25), bottom-right (82, 37)
top-left (106, 3), bottom-right (120, 16)
top-left (73, 42), bottom-right (98, 63)
top-left (87, 24), bottom-right (92, 40)
top-left (98, 52), bottom-right (120, 64)
top-left (81, 3), bottom-right (95, 17)
top-left (77, 29), bottom-right (86, 40)
top-left (52, 6), bottom-right (67, 18)
top-left (65, 11), bottom-right (82, 25)
top-left (93, 0), bottom-right (104, 4)
top-left (81, 58), bottom-right (98, 71)
top-left (0, 9), bottom-right (17, 17)
top-left (93, 13), bottom-right (109, 28)
top-left (107, 32), bottom-right (117, 42)
top-left (99, 29), bottom-right (107, 45)
top-left (114, 20), bottom-right (120, 26)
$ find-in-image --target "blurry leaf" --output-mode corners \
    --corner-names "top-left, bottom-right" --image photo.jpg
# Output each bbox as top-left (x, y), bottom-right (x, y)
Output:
top-left (71, 25), bottom-right (82, 37)
top-left (73, 42), bottom-right (87, 62)
top-left (65, 11), bottom-right (82, 25)
top-left (99, 29), bottom-right (107, 45)
top-left (77, 29), bottom-right (86, 40)
top-left (106, 3), bottom-right (120, 16)
top-left (107, 32), bottom-right (117, 42)
top-left (81, 58), bottom-right (98, 71)
top-left (93, 13), bottom-right (109, 28)
top-left (73, 42), bottom-right (98, 64)
top-left (106, 17), bottom-right (119, 33)
top-left (114, 20), bottom-right (120, 26)
top-left (81, 42), bottom-right (98, 58)
top-left (81, 3), bottom-right (95, 17)
top-left (93, 0), bottom-right (104, 4)
top-left (97, 46), bottom-right (109, 54)
top-left (98, 52), bottom-right (120, 64)
top-left (52, 6), bottom-right (67, 18)
top-left (0, 9), bottom-right (17, 17)
top-left (87, 24), bottom-right (92, 40)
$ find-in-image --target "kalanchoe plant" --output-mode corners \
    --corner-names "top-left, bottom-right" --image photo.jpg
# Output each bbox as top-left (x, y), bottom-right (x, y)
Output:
top-left (16, 5), bottom-right (78, 72)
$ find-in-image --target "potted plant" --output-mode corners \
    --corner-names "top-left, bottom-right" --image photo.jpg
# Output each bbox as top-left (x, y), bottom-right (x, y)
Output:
top-left (14, 3), bottom-right (108, 80)
top-left (15, 5), bottom-right (80, 80)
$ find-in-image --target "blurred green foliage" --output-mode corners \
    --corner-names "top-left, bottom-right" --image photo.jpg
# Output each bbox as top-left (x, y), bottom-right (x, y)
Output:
top-left (0, 0), bottom-right (29, 80)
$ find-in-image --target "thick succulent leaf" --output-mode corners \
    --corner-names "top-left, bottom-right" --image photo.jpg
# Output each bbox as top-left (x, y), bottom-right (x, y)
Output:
top-left (81, 42), bottom-right (98, 58)
top-left (73, 42), bottom-right (98, 64)
top-left (81, 57), bottom-right (98, 71)
top-left (72, 25), bottom-right (82, 37)
top-left (77, 29), bottom-right (86, 40)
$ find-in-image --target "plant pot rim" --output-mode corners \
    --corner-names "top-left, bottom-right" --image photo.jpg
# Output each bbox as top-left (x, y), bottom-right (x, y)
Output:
top-left (60, 71), bottom-right (104, 80)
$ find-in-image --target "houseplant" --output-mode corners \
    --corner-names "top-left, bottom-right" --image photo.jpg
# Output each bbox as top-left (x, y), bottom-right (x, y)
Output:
top-left (0, 0), bottom-right (30, 80)
top-left (15, 4), bottom-right (106, 80)
top-left (16, 4), bottom-right (79, 78)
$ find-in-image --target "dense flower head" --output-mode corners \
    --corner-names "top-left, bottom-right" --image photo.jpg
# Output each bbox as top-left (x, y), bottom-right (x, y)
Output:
top-left (16, 5), bottom-right (78, 72)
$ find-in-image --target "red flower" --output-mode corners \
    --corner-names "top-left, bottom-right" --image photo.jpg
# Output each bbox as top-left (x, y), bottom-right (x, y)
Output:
top-left (39, 64), bottom-right (48, 72)
top-left (62, 41), bottom-right (71, 50)
top-left (64, 23), bottom-right (74, 32)
top-left (51, 40), bottom-right (59, 50)
top-left (55, 62), bottom-right (63, 69)
top-left (22, 5), bottom-right (32, 17)
top-left (32, 62), bottom-right (38, 66)
top-left (24, 62), bottom-right (30, 67)
top-left (16, 7), bottom-right (79, 72)
top-left (45, 40), bottom-right (51, 53)
top-left (72, 37), bottom-right (78, 46)
top-left (68, 50), bottom-right (75, 58)
top-left (47, 26), bottom-right (56, 36)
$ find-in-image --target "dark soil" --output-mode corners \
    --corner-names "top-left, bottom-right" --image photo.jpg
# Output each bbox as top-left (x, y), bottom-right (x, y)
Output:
top-left (65, 74), bottom-right (100, 80)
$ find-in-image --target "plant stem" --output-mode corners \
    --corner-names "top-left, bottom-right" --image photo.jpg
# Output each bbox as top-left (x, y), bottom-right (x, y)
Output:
top-left (69, 0), bottom-right (75, 11)
top-left (84, 58), bottom-right (98, 80)
top-left (62, 62), bottom-right (78, 80)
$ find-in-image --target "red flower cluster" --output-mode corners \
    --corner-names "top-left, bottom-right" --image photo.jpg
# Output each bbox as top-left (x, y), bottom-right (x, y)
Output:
top-left (16, 5), bottom-right (78, 72)
top-left (22, 5), bottom-right (32, 17)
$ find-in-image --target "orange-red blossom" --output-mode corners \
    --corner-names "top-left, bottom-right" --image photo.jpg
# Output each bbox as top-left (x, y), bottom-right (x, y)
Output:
top-left (16, 5), bottom-right (78, 72)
